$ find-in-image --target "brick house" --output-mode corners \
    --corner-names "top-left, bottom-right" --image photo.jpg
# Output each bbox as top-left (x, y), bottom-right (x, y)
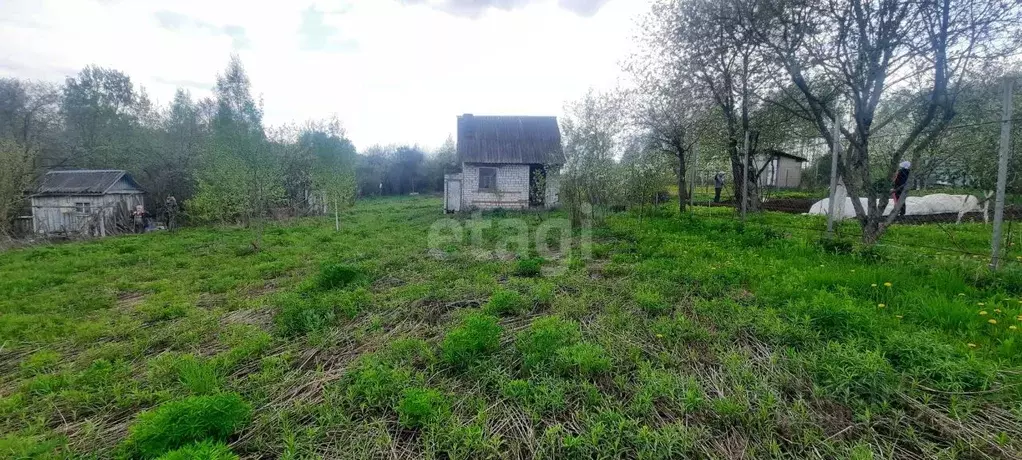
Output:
top-left (444, 114), bottom-right (565, 212)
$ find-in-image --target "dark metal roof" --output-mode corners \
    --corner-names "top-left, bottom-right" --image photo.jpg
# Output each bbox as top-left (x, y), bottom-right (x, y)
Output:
top-left (762, 149), bottom-right (808, 162)
top-left (458, 115), bottom-right (565, 165)
top-left (34, 170), bottom-right (144, 197)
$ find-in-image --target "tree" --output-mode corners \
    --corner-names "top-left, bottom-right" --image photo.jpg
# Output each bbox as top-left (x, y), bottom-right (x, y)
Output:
top-left (561, 89), bottom-right (625, 223)
top-left (750, 0), bottom-right (1021, 242)
top-left (61, 66), bottom-right (140, 169)
top-left (0, 138), bottom-right (34, 235)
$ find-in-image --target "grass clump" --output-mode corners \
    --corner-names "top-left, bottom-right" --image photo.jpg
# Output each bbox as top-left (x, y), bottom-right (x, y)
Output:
top-left (396, 387), bottom-right (449, 428)
top-left (344, 357), bottom-right (414, 410)
top-left (122, 393), bottom-right (251, 458)
top-left (634, 283), bottom-right (669, 315)
top-left (274, 293), bottom-right (335, 337)
top-left (315, 263), bottom-right (362, 290)
top-left (483, 289), bottom-right (529, 316)
top-left (157, 440), bottom-right (239, 460)
top-left (555, 342), bottom-right (612, 377)
top-left (516, 316), bottom-right (582, 370)
top-left (806, 341), bottom-right (897, 405)
top-left (514, 257), bottom-right (543, 277)
top-left (441, 312), bottom-right (502, 367)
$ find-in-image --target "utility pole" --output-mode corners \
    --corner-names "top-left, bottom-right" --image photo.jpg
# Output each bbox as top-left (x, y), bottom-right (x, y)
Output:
top-left (991, 77), bottom-right (1014, 270)
top-left (690, 141), bottom-right (699, 209)
top-left (826, 114), bottom-right (841, 237)
top-left (741, 131), bottom-right (749, 223)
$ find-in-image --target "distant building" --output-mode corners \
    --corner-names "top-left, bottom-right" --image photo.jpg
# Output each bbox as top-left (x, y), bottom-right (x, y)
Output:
top-left (31, 170), bottom-right (145, 236)
top-left (756, 149), bottom-right (807, 188)
top-left (444, 114), bottom-right (565, 212)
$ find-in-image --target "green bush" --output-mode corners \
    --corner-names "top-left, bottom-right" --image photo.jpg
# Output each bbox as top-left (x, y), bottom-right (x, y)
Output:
top-left (483, 289), bottom-right (529, 316)
top-left (157, 440), bottom-right (239, 460)
top-left (274, 293), bottom-right (335, 337)
top-left (514, 258), bottom-right (543, 277)
top-left (345, 357), bottom-right (414, 409)
top-left (316, 263), bottom-right (362, 290)
top-left (441, 313), bottom-right (502, 367)
top-left (516, 316), bottom-right (581, 370)
top-left (555, 342), bottom-right (612, 377)
top-left (396, 387), bottom-right (449, 428)
top-left (122, 393), bottom-right (252, 458)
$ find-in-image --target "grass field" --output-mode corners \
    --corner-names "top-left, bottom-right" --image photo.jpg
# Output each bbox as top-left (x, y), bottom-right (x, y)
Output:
top-left (3, 196), bottom-right (1022, 459)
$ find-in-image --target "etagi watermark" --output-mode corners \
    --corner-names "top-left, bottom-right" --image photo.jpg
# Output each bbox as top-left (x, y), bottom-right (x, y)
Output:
top-left (427, 210), bottom-right (592, 276)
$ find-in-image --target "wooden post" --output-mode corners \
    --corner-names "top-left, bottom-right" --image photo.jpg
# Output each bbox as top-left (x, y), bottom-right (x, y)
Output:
top-left (741, 131), bottom-right (749, 223)
top-left (826, 114), bottom-right (841, 237)
top-left (334, 194), bottom-right (340, 232)
top-left (991, 77), bottom-right (1014, 270)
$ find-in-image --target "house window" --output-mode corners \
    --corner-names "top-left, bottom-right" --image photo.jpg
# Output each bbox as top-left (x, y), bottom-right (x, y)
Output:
top-left (74, 202), bottom-right (91, 214)
top-left (478, 167), bottom-right (497, 191)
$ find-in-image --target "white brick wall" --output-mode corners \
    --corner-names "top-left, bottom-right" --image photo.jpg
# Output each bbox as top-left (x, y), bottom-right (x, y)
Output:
top-left (462, 163), bottom-right (531, 210)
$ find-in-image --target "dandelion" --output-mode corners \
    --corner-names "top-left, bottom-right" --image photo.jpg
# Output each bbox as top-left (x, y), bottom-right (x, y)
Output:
top-left (995, 309), bottom-right (1002, 313)
top-left (878, 304), bottom-right (886, 308)
top-left (968, 343), bottom-right (977, 348)
top-left (883, 282), bottom-right (892, 287)
top-left (978, 302), bottom-right (985, 306)
top-left (989, 319), bottom-right (998, 325)
top-left (979, 311), bottom-right (988, 315)
top-left (1010, 326), bottom-right (1018, 331)
top-left (655, 334), bottom-right (664, 338)
top-left (871, 283), bottom-right (878, 288)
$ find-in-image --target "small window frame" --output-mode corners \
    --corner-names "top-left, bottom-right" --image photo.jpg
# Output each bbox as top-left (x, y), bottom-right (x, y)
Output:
top-left (478, 167), bottom-right (498, 192)
top-left (74, 202), bottom-right (92, 214)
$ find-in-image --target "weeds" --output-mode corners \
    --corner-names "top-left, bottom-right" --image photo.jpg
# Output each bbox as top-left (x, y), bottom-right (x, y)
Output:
top-left (441, 312), bottom-right (502, 367)
top-left (121, 393), bottom-right (252, 458)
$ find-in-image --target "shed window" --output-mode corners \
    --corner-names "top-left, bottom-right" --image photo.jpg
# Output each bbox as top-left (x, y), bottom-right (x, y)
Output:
top-left (74, 202), bottom-right (92, 214)
top-left (478, 167), bottom-right (497, 191)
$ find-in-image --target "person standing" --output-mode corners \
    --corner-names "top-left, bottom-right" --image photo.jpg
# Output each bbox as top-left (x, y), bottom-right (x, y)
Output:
top-left (891, 161), bottom-right (911, 216)
top-left (164, 196), bottom-right (179, 231)
top-left (714, 172), bottom-right (725, 203)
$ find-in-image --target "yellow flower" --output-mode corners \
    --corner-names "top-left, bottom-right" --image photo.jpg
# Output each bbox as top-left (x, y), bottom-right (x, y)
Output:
top-left (655, 334), bottom-right (664, 338)
top-left (967, 343), bottom-right (977, 348)
top-left (995, 309), bottom-right (1002, 313)
top-left (883, 282), bottom-right (893, 287)
top-left (871, 283), bottom-right (878, 288)
top-left (878, 304), bottom-right (886, 308)
top-left (979, 311), bottom-right (988, 315)
top-left (989, 319), bottom-right (998, 324)
top-left (1010, 326), bottom-right (1018, 330)
top-left (895, 315), bottom-right (903, 319)
top-left (978, 302), bottom-right (985, 306)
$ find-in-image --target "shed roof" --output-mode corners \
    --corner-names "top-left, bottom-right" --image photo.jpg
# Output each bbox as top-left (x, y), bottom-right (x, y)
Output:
top-left (457, 115), bottom-right (565, 165)
top-left (761, 149), bottom-right (808, 162)
top-left (33, 170), bottom-right (144, 197)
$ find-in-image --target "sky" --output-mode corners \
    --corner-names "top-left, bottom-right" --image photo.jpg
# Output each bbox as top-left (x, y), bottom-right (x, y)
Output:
top-left (0, 0), bottom-right (651, 151)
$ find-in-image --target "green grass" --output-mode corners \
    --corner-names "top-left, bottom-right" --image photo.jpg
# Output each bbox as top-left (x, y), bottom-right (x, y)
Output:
top-left (2, 196), bottom-right (1022, 458)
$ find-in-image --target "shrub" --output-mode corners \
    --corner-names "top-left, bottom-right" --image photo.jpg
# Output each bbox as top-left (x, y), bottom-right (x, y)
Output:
top-left (396, 387), bottom-right (449, 428)
top-left (157, 440), bottom-right (239, 460)
top-left (555, 342), bottom-right (612, 377)
top-left (483, 289), bottom-right (529, 316)
top-left (316, 263), bottom-right (361, 290)
top-left (514, 258), bottom-right (543, 277)
top-left (274, 293), bottom-right (335, 337)
top-left (516, 316), bottom-right (581, 370)
top-left (122, 393), bottom-right (252, 458)
top-left (441, 313), bottom-right (502, 367)
top-left (345, 357), bottom-right (413, 409)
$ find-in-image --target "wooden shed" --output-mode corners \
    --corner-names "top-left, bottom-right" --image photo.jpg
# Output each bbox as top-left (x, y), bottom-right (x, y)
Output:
top-left (757, 149), bottom-right (807, 189)
top-left (31, 170), bottom-right (145, 237)
top-left (445, 114), bottom-right (565, 212)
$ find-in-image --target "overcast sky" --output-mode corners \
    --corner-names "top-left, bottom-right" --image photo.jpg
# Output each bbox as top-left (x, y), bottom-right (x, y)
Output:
top-left (0, 0), bottom-right (650, 150)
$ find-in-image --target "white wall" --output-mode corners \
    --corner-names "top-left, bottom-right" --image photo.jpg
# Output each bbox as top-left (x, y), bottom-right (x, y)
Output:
top-left (462, 163), bottom-right (530, 210)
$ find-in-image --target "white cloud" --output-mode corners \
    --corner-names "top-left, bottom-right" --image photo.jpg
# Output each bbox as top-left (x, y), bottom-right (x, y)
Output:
top-left (0, 0), bottom-right (650, 150)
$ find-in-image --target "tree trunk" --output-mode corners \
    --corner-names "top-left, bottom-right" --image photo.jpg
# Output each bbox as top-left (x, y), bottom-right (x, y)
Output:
top-left (678, 161), bottom-right (687, 214)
